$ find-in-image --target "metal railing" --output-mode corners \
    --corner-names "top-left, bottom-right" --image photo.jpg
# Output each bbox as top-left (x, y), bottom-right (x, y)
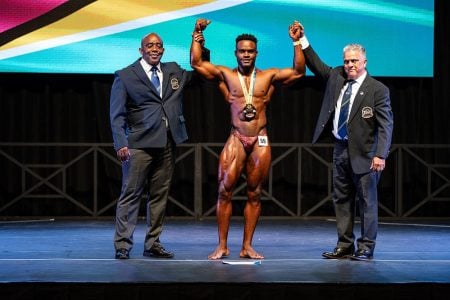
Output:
top-left (1, 143), bottom-right (449, 219)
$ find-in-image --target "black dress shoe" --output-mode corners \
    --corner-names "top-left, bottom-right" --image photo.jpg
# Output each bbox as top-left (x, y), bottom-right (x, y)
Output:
top-left (349, 249), bottom-right (373, 261)
top-left (322, 246), bottom-right (354, 259)
top-left (115, 248), bottom-right (130, 259)
top-left (143, 244), bottom-right (174, 258)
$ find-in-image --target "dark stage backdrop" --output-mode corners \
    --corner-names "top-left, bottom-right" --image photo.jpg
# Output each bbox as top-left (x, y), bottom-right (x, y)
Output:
top-left (0, 74), bottom-right (442, 145)
top-left (0, 1), bottom-right (448, 217)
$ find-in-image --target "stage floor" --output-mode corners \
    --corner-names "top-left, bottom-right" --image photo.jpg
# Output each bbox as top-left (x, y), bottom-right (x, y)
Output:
top-left (1, 218), bottom-right (450, 299)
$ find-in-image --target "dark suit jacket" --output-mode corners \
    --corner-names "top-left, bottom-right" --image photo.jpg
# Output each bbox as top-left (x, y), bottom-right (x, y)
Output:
top-left (305, 46), bottom-right (393, 174)
top-left (110, 59), bottom-right (194, 150)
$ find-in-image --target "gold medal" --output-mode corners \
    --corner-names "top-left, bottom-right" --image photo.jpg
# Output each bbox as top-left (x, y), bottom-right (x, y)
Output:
top-left (238, 68), bottom-right (257, 121)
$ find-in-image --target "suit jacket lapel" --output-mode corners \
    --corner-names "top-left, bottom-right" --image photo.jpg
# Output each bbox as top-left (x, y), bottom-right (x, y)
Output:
top-left (348, 76), bottom-right (370, 123)
top-left (334, 76), bottom-right (346, 107)
top-left (132, 60), bottom-right (151, 87)
top-left (160, 63), bottom-right (170, 100)
top-left (132, 59), bottom-right (161, 98)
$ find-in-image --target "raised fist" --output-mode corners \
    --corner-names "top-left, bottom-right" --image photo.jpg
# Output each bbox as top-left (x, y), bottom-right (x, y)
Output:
top-left (195, 18), bottom-right (211, 32)
top-left (289, 20), bottom-right (303, 40)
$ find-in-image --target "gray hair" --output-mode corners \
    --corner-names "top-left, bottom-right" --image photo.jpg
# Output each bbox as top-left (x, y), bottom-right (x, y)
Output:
top-left (343, 44), bottom-right (366, 58)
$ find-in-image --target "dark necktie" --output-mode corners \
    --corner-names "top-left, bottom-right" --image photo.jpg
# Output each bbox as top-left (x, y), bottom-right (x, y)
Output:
top-left (150, 66), bottom-right (160, 94)
top-left (337, 80), bottom-right (355, 139)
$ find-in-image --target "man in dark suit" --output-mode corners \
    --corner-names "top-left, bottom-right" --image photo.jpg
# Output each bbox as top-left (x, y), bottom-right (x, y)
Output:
top-left (299, 25), bottom-right (393, 261)
top-left (110, 32), bottom-right (197, 259)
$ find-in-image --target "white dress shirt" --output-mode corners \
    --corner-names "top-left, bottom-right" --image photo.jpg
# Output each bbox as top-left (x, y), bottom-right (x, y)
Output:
top-left (332, 72), bottom-right (367, 139)
top-left (140, 59), bottom-right (163, 98)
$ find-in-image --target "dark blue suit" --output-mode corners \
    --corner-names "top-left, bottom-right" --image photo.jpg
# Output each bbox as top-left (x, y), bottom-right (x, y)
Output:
top-left (110, 59), bottom-right (193, 253)
top-left (305, 45), bottom-right (393, 254)
top-left (110, 60), bottom-right (192, 149)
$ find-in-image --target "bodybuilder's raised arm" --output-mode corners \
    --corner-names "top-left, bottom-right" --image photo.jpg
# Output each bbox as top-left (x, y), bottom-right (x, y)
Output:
top-left (190, 19), bottom-right (224, 81)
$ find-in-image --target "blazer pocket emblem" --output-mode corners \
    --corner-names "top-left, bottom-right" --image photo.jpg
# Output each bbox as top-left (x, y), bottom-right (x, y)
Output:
top-left (361, 106), bottom-right (373, 118)
top-left (171, 77), bottom-right (180, 90)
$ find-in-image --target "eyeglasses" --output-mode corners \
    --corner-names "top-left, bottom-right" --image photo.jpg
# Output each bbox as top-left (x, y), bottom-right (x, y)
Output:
top-left (344, 59), bottom-right (360, 64)
top-left (144, 42), bottom-right (163, 49)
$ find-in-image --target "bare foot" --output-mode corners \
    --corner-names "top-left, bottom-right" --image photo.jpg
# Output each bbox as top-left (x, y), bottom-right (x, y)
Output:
top-left (240, 247), bottom-right (264, 259)
top-left (208, 246), bottom-right (230, 260)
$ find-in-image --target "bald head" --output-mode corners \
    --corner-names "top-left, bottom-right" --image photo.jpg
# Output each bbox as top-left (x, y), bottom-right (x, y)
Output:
top-left (139, 33), bottom-right (165, 66)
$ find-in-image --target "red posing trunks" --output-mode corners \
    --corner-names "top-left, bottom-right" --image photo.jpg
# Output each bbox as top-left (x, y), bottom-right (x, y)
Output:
top-left (231, 127), bottom-right (268, 153)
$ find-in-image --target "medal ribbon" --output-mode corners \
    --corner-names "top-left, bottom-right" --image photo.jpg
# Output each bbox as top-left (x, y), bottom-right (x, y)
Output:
top-left (237, 68), bottom-right (256, 106)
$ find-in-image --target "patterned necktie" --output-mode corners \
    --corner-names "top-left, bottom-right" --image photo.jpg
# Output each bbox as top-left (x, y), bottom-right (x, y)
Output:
top-left (337, 80), bottom-right (355, 139)
top-left (150, 66), bottom-right (160, 94)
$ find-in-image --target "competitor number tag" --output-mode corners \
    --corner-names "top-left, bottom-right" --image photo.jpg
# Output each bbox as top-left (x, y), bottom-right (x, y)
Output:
top-left (258, 136), bottom-right (268, 147)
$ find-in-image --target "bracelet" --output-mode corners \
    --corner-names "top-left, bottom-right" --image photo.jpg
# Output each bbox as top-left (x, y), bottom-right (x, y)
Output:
top-left (293, 40), bottom-right (302, 47)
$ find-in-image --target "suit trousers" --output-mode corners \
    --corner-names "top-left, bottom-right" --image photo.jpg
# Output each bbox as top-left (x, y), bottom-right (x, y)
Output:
top-left (114, 136), bottom-right (175, 252)
top-left (332, 140), bottom-right (380, 252)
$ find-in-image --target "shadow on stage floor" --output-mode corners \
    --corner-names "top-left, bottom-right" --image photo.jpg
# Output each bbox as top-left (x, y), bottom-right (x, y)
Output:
top-left (1, 218), bottom-right (450, 300)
